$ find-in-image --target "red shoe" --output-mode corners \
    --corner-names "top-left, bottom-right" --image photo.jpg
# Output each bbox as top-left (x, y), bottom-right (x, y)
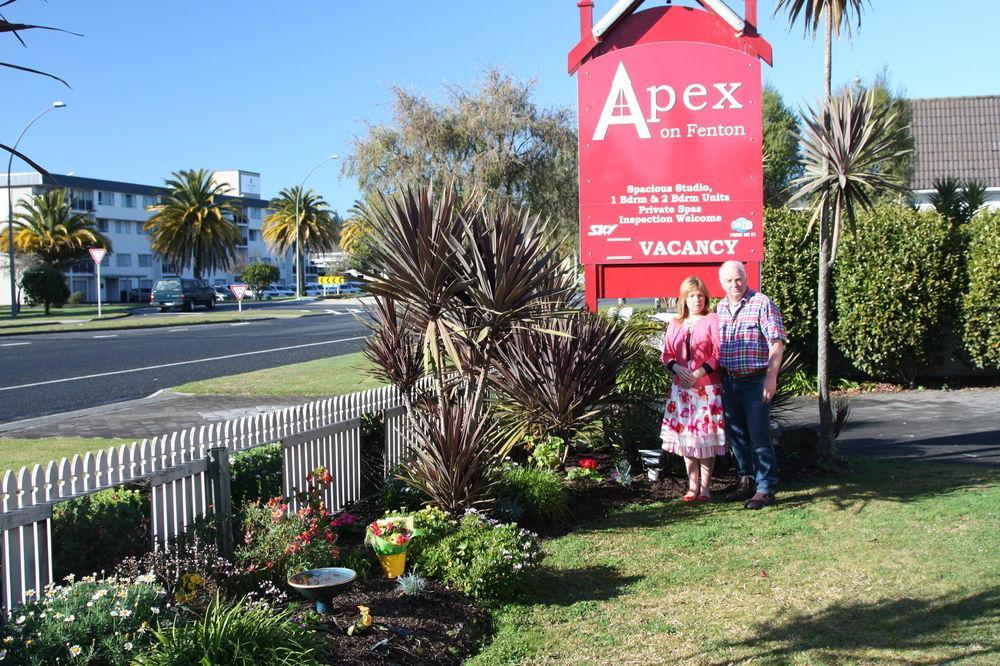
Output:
top-left (681, 492), bottom-right (699, 502)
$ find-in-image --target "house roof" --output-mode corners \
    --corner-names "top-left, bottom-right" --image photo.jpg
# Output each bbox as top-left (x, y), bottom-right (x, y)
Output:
top-left (910, 96), bottom-right (1000, 190)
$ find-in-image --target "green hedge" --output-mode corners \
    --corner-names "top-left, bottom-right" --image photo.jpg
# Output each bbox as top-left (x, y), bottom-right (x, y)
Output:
top-left (52, 486), bottom-right (150, 578)
top-left (762, 207), bottom-right (819, 367)
top-left (230, 443), bottom-right (283, 510)
top-left (961, 209), bottom-right (1000, 369)
top-left (832, 204), bottom-right (956, 383)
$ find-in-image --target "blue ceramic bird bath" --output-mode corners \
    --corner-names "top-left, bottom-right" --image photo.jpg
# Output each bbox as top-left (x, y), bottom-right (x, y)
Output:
top-left (288, 567), bottom-right (357, 613)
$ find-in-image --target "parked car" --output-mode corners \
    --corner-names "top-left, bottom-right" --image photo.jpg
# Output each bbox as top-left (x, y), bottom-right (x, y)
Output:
top-left (213, 285), bottom-right (235, 302)
top-left (151, 277), bottom-right (216, 312)
top-left (127, 287), bottom-right (152, 303)
top-left (257, 283), bottom-right (295, 299)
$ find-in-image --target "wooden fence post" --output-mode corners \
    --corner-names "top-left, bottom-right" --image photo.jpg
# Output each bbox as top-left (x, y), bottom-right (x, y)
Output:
top-left (206, 447), bottom-right (234, 559)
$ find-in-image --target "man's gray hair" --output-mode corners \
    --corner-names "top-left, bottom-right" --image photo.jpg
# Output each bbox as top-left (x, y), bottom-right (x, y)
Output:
top-left (719, 260), bottom-right (747, 277)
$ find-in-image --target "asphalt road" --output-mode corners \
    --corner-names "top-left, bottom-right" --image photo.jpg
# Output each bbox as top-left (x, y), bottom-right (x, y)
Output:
top-left (0, 304), bottom-right (370, 424)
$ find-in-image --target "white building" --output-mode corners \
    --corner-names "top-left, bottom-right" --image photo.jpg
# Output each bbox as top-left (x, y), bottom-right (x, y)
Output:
top-left (0, 170), bottom-right (321, 306)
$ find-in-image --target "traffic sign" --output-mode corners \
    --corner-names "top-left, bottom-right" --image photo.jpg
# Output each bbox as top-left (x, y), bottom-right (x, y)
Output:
top-left (88, 247), bottom-right (107, 265)
top-left (229, 284), bottom-right (249, 301)
top-left (318, 275), bottom-right (345, 285)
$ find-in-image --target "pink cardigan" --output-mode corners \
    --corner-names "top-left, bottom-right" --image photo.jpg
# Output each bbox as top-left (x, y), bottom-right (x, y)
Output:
top-left (661, 313), bottom-right (722, 388)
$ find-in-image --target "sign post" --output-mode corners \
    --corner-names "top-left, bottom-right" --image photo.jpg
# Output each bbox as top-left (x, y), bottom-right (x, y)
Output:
top-left (318, 275), bottom-right (345, 296)
top-left (568, 1), bottom-right (773, 308)
top-left (88, 248), bottom-right (107, 317)
top-left (229, 283), bottom-right (249, 312)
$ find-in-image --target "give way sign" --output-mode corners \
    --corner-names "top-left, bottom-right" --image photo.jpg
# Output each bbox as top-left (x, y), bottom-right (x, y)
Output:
top-left (88, 247), bottom-right (107, 264)
top-left (229, 284), bottom-right (249, 302)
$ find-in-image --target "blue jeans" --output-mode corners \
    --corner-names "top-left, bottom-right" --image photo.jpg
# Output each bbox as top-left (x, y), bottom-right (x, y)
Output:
top-left (722, 374), bottom-right (778, 494)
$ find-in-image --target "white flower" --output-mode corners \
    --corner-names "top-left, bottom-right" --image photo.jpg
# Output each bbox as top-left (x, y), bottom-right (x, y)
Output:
top-left (124, 642), bottom-right (133, 651)
top-left (109, 610), bottom-right (118, 617)
top-left (150, 606), bottom-right (160, 614)
top-left (13, 617), bottom-right (24, 625)
top-left (0, 650), bottom-right (6, 659)
top-left (118, 609), bottom-right (132, 618)
top-left (86, 602), bottom-right (93, 607)
top-left (64, 614), bottom-right (75, 622)
top-left (69, 645), bottom-right (82, 657)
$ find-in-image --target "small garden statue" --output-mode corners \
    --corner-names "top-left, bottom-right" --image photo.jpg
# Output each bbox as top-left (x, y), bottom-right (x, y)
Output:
top-left (365, 517), bottom-right (414, 579)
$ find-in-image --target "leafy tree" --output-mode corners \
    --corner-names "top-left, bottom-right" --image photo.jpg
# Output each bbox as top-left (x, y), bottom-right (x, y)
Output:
top-left (145, 169), bottom-right (242, 279)
top-left (344, 67), bottom-right (578, 254)
top-left (262, 186), bottom-right (339, 293)
top-left (793, 89), bottom-right (911, 455)
top-left (762, 84), bottom-right (802, 207)
top-left (930, 178), bottom-right (987, 228)
top-left (847, 68), bottom-right (915, 195)
top-left (239, 262), bottom-right (280, 300)
top-left (776, 0), bottom-right (869, 457)
top-left (20, 265), bottom-right (69, 314)
top-left (0, 189), bottom-right (111, 267)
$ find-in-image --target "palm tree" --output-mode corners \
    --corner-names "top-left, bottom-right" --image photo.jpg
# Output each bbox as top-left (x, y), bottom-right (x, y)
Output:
top-left (792, 90), bottom-right (910, 455)
top-left (145, 169), bottom-right (241, 279)
top-left (262, 186), bottom-right (339, 292)
top-left (338, 218), bottom-right (371, 256)
top-left (775, 0), bottom-right (868, 456)
top-left (0, 189), bottom-right (111, 266)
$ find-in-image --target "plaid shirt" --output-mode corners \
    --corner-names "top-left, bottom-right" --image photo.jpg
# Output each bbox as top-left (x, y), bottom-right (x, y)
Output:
top-left (716, 288), bottom-right (787, 376)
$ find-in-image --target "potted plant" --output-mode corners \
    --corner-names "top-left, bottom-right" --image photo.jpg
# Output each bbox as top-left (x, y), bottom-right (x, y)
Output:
top-left (365, 517), bottom-right (414, 579)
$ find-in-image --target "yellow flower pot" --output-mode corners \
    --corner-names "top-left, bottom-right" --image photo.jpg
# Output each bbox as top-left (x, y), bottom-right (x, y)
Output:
top-left (377, 552), bottom-right (406, 579)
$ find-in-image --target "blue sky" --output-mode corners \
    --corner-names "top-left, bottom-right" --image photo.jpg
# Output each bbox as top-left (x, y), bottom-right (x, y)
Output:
top-left (3, 1), bottom-right (995, 212)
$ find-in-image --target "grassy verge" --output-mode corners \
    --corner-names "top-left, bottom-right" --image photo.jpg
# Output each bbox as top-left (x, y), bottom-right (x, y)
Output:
top-left (0, 310), bottom-right (315, 336)
top-left (472, 460), bottom-right (999, 665)
top-left (174, 351), bottom-right (382, 397)
top-left (0, 304), bottom-right (145, 320)
top-left (0, 437), bottom-right (135, 473)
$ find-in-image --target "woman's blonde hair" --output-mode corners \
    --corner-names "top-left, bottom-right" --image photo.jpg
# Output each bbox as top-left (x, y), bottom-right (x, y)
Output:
top-left (677, 276), bottom-right (711, 320)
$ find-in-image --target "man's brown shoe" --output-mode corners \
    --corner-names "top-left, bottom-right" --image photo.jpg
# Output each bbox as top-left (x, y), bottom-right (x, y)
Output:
top-left (725, 476), bottom-right (755, 502)
top-left (744, 493), bottom-right (776, 510)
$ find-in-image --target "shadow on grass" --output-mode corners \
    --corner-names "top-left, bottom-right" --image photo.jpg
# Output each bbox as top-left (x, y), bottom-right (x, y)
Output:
top-left (510, 565), bottom-right (643, 607)
top-left (708, 588), bottom-right (1000, 665)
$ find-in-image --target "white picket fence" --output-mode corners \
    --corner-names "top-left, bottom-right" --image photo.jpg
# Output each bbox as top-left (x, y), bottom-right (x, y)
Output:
top-left (0, 383), bottom-right (421, 616)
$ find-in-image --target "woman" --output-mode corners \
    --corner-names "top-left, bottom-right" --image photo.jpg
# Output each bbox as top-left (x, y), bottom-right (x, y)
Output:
top-left (661, 276), bottom-right (726, 501)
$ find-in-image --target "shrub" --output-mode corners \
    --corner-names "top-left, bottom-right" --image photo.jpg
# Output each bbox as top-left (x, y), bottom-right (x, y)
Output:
top-left (238, 262), bottom-right (281, 300)
top-left (496, 463), bottom-right (569, 522)
top-left (375, 471), bottom-right (430, 515)
top-left (0, 574), bottom-right (171, 665)
top-left (67, 290), bottom-right (85, 304)
top-left (833, 204), bottom-right (956, 383)
top-left (397, 571), bottom-right (430, 595)
top-left (237, 468), bottom-right (350, 583)
top-left (419, 512), bottom-right (541, 601)
top-left (565, 466), bottom-right (603, 489)
top-left (762, 207), bottom-right (819, 368)
top-left (960, 210), bottom-right (1000, 369)
top-left (230, 443), bottom-right (283, 512)
top-left (397, 506), bottom-right (457, 570)
top-left (52, 486), bottom-right (150, 579)
top-left (528, 435), bottom-right (563, 470)
top-left (133, 595), bottom-right (324, 666)
top-left (20, 265), bottom-right (69, 314)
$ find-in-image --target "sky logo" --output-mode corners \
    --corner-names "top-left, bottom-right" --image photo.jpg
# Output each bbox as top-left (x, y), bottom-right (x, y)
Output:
top-left (730, 217), bottom-right (753, 233)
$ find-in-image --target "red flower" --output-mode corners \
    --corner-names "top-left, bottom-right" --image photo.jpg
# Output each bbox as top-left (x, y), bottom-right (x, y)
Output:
top-left (666, 402), bottom-right (677, 414)
top-left (579, 458), bottom-right (598, 471)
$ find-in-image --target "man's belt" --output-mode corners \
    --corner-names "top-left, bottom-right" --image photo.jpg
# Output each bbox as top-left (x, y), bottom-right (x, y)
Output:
top-left (725, 368), bottom-right (767, 380)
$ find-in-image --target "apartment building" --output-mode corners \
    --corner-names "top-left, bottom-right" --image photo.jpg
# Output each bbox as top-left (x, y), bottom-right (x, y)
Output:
top-left (0, 170), bottom-right (309, 305)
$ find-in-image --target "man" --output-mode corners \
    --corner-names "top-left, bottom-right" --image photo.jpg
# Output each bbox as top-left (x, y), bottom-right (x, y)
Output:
top-left (716, 260), bottom-right (786, 509)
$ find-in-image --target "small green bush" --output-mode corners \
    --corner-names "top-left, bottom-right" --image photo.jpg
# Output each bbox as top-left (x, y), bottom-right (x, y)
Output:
top-left (67, 290), bottom-right (86, 304)
top-left (960, 210), bottom-right (1000, 369)
top-left (20, 265), bottom-right (69, 314)
top-left (0, 575), bottom-right (171, 665)
top-left (133, 595), bottom-right (323, 666)
top-left (833, 204), bottom-right (956, 383)
top-left (497, 463), bottom-right (569, 523)
top-left (397, 506), bottom-right (457, 570)
top-left (230, 443), bottom-right (283, 511)
top-left (52, 486), bottom-right (150, 579)
top-left (419, 512), bottom-right (541, 601)
top-left (762, 207), bottom-right (819, 368)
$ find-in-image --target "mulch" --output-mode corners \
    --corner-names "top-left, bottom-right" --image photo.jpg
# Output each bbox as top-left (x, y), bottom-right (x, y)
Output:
top-left (306, 577), bottom-right (490, 665)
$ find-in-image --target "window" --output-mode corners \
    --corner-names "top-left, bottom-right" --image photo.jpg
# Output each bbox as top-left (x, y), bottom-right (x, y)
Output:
top-left (116, 254), bottom-right (132, 267)
top-left (122, 194), bottom-right (136, 208)
top-left (142, 195), bottom-right (159, 208)
top-left (101, 255), bottom-right (110, 267)
top-left (135, 221), bottom-right (146, 235)
top-left (70, 190), bottom-right (94, 211)
top-left (96, 218), bottom-right (109, 233)
top-left (115, 220), bottom-right (131, 234)
top-left (139, 279), bottom-right (153, 290)
top-left (138, 254), bottom-right (152, 268)
top-left (248, 229), bottom-right (259, 242)
top-left (98, 191), bottom-right (115, 206)
top-left (248, 207), bottom-right (262, 220)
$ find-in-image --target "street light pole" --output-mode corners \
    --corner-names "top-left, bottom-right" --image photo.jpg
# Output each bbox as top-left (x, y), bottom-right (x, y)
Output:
top-left (6, 101), bottom-right (67, 318)
top-left (294, 154), bottom-right (338, 299)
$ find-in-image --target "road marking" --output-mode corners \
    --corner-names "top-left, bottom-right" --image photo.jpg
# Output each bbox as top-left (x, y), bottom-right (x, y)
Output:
top-left (0, 335), bottom-right (367, 392)
top-left (326, 309), bottom-right (348, 315)
top-left (93, 334), bottom-right (118, 339)
top-left (0, 342), bottom-right (31, 347)
top-left (230, 322), bottom-right (249, 326)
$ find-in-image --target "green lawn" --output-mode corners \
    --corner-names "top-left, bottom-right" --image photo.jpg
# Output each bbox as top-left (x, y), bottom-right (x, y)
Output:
top-left (0, 310), bottom-right (314, 336)
top-left (0, 437), bottom-right (135, 473)
top-left (173, 351), bottom-right (382, 397)
top-left (0, 303), bottom-right (145, 320)
top-left (473, 460), bottom-right (1000, 665)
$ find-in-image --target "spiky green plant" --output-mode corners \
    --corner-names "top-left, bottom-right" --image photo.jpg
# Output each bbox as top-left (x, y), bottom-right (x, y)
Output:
top-left (2, 189), bottom-right (111, 267)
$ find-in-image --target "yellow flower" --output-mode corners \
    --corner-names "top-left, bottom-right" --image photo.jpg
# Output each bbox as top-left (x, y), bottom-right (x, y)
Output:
top-left (358, 605), bottom-right (372, 628)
